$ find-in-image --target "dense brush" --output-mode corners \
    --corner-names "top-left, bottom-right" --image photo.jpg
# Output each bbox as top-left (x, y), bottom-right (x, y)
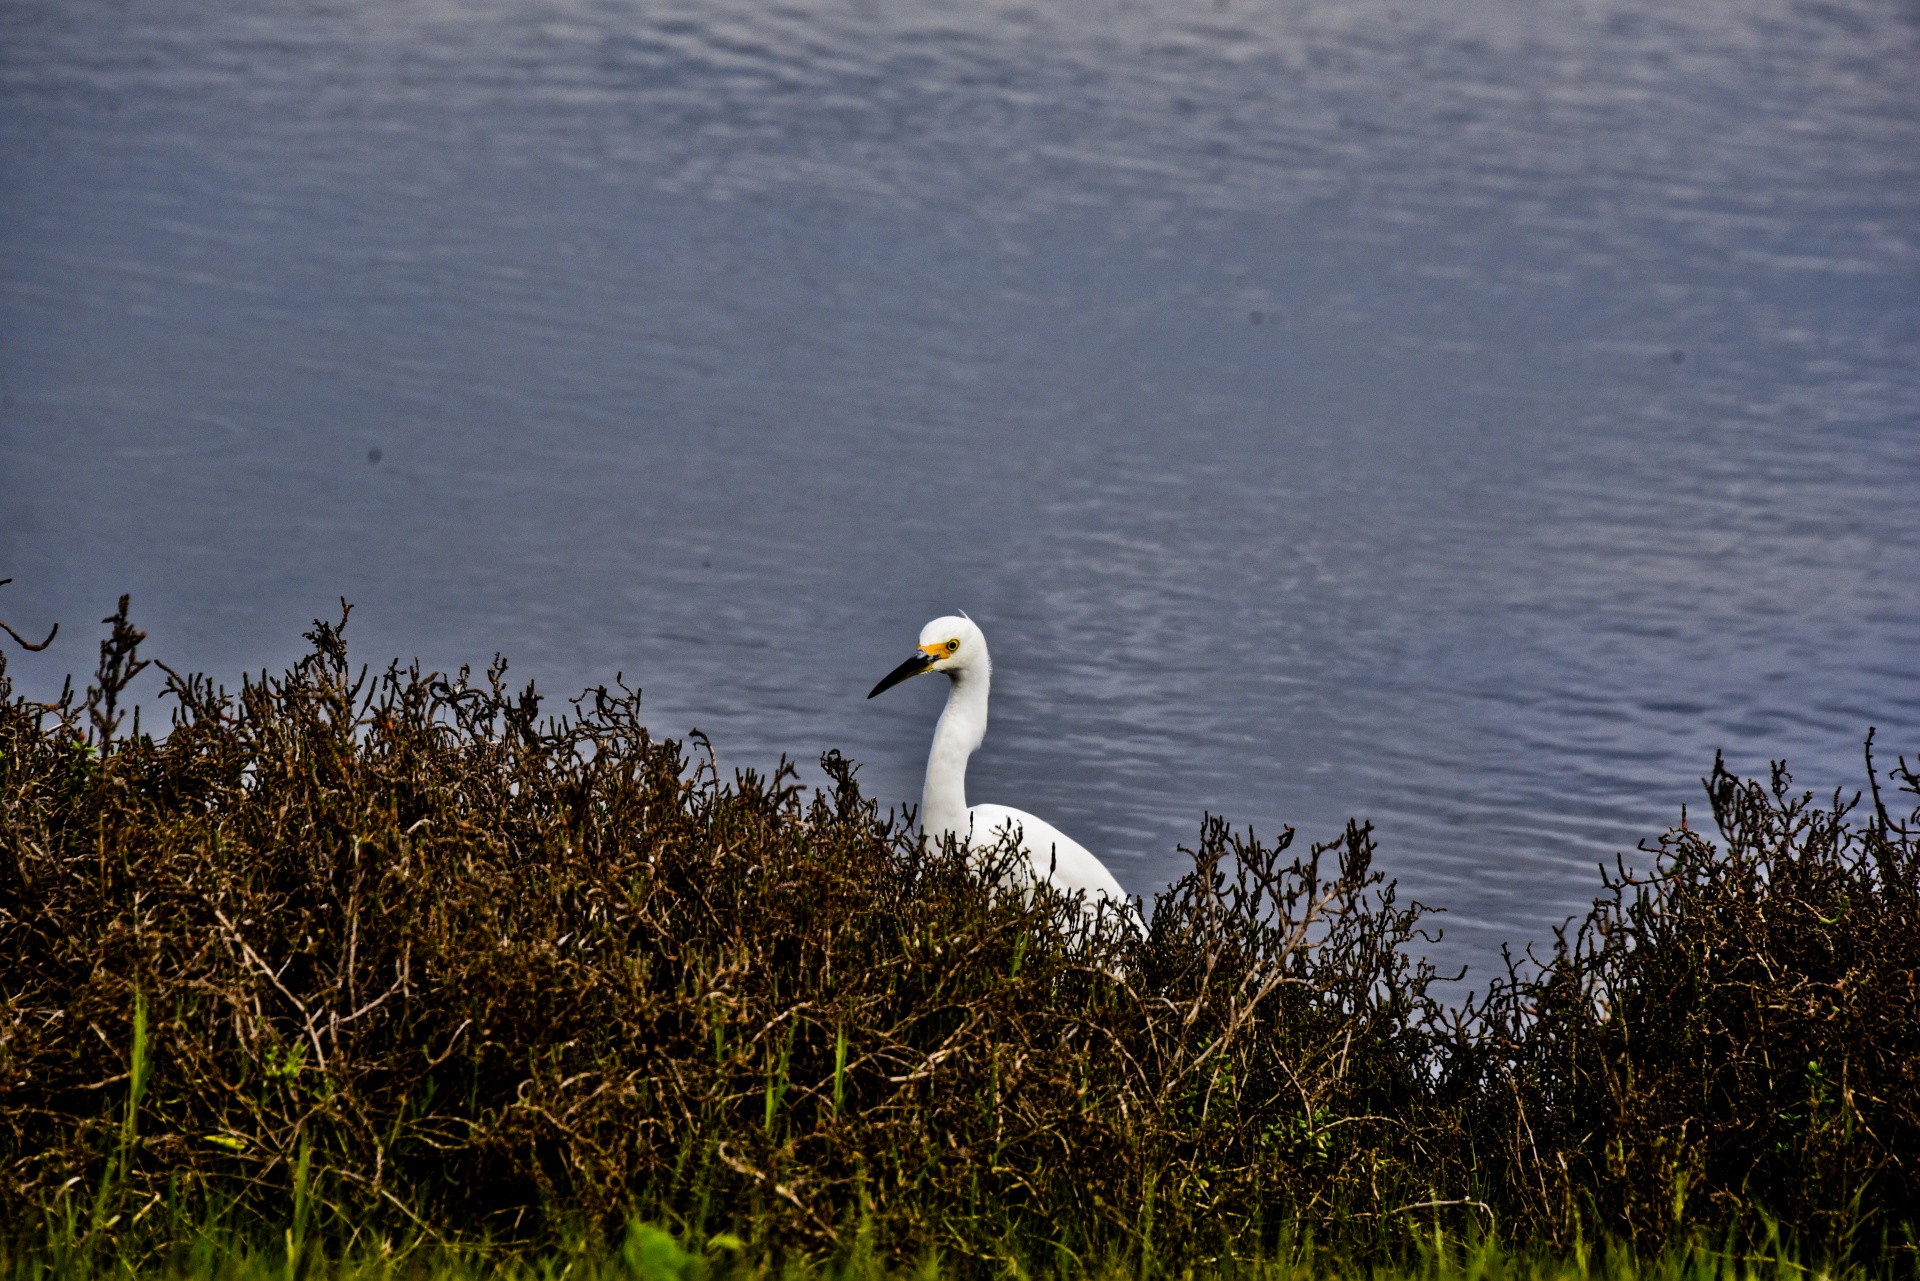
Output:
top-left (0, 598), bottom-right (1914, 1272)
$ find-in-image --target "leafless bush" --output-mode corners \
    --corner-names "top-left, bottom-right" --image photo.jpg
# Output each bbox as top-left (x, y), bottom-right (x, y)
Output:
top-left (0, 604), bottom-right (1451, 1261)
top-left (1467, 738), bottom-right (1920, 1259)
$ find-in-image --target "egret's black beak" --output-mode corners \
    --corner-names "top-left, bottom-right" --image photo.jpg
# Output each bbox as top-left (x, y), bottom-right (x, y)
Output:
top-left (867, 651), bottom-right (936, 699)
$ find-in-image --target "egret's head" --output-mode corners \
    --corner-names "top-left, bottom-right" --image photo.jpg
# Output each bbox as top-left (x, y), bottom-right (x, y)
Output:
top-left (866, 614), bottom-right (988, 698)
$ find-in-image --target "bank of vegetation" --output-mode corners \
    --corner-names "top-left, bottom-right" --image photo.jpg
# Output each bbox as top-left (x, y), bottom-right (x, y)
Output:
top-left (0, 600), bottom-right (1915, 1277)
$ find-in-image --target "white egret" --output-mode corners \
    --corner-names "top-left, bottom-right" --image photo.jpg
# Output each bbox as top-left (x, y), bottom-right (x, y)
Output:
top-left (867, 614), bottom-right (1136, 928)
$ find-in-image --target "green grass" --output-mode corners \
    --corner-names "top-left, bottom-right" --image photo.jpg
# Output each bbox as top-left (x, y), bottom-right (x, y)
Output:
top-left (2, 1217), bottom-right (1890, 1281)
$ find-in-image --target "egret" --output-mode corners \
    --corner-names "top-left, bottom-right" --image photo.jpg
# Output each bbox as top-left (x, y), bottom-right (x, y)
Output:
top-left (867, 614), bottom-right (1136, 928)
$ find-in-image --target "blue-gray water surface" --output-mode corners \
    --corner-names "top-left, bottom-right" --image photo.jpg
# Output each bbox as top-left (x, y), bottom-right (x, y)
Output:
top-left (3, 0), bottom-right (1917, 987)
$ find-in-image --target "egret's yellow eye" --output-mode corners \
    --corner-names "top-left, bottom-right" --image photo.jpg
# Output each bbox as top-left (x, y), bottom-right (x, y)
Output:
top-left (946, 639), bottom-right (960, 653)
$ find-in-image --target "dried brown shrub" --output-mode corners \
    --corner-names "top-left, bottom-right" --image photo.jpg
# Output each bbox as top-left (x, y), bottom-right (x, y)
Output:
top-left (1468, 739), bottom-right (1920, 1257)
top-left (0, 602), bottom-right (1451, 1259)
top-left (4, 597), bottom-right (1914, 1267)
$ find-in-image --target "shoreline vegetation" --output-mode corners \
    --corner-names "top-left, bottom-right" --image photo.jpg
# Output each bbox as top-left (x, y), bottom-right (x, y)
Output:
top-left (0, 600), bottom-right (1914, 1278)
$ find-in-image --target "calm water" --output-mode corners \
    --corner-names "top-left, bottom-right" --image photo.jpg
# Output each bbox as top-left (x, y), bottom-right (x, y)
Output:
top-left (3, 0), bottom-right (1917, 985)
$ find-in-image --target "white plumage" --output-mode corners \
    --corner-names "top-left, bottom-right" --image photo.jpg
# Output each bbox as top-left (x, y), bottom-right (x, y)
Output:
top-left (867, 614), bottom-right (1135, 927)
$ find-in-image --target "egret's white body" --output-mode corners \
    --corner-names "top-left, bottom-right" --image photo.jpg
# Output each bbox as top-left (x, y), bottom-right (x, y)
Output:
top-left (868, 615), bottom-right (1135, 926)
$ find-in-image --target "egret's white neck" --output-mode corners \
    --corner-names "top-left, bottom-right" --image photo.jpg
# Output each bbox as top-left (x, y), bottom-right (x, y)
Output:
top-left (922, 664), bottom-right (989, 840)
